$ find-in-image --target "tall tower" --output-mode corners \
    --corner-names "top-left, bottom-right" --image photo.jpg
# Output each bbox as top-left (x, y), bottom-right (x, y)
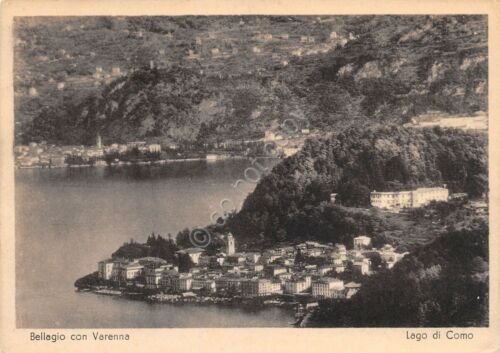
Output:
top-left (96, 132), bottom-right (102, 149)
top-left (226, 233), bottom-right (235, 255)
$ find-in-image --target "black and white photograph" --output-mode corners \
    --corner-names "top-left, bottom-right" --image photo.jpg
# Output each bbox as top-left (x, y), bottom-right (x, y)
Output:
top-left (7, 10), bottom-right (492, 333)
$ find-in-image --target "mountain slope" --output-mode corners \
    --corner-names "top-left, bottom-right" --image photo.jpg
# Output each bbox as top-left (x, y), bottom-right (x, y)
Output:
top-left (17, 15), bottom-right (487, 145)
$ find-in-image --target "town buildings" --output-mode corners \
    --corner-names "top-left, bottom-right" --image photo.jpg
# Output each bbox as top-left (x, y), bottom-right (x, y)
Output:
top-left (96, 233), bottom-right (408, 301)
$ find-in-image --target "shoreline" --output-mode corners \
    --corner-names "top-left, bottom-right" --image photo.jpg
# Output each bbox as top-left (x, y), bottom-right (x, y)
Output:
top-left (16, 155), bottom-right (279, 169)
top-left (76, 286), bottom-right (300, 317)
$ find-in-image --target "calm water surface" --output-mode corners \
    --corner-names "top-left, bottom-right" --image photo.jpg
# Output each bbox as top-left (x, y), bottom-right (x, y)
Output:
top-left (15, 159), bottom-right (293, 328)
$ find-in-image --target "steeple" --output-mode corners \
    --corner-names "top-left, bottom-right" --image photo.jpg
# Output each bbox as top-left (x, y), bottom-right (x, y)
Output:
top-left (96, 132), bottom-right (102, 149)
top-left (225, 233), bottom-right (235, 255)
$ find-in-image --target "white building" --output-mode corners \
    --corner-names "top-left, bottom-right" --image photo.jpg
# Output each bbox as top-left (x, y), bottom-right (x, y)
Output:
top-left (148, 144), bottom-right (161, 153)
top-left (241, 278), bottom-right (273, 297)
top-left (171, 273), bottom-right (193, 292)
top-left (176, 248), bottom-right (205, 264)
top-left (353, 236), bottom-right (372, 250)
top-left (98, 259), bottom-right (115, 280)
top-left (370, 187), bottom-right (449, 211)
top-left (225, 233), bottom-right (235, 255)
top-left (122, 262), bottom-right (144, 281)
top-left (312, 278), bottom-right (344, 298)
top-left (192, 277), bottom-right (216, 292)
top-left (284, 276), bottom-right (311, 294)
top-left (145, 266), bottom-right (164, 288)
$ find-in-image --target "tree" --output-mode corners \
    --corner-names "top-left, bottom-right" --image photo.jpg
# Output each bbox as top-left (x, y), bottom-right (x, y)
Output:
top-left (178, 253), bottom-right (194, 273)
top-left (294, 249), bottom-right (305, 264)
top-left (337, 181), bottom-right (371, 207)
top-left (175, 228), bottom-right (192, 249)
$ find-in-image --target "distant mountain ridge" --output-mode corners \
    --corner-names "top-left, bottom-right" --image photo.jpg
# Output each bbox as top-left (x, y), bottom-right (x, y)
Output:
top-left (16, 15), bottom-right (487, 145)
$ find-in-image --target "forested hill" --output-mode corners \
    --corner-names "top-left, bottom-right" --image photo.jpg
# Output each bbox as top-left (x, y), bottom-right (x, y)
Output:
top-left (18, 15), bottom-right (487, 145)
top-left (225, 125), bottom-right (487, 246)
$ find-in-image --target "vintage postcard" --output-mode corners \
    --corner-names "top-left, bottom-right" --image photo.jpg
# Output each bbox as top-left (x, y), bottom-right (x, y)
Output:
top-left (0, 0), bottom-right (499, 352)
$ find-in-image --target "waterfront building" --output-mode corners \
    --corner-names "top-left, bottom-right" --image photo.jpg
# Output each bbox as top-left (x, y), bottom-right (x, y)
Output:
top-left (192, 277), bottom-right (216, 293)
top-left (122, 262), bottom-right (144, 281)
top-left (145, 266), bottom-right (164, 289)
top-left (312, 278), bottom-right (344, 298)
top-left (284, 275), bottom-right (311, 294)
top-left (241, 278), bottom-right (273, 297)
top-left (148, 144), bottom-right (161, 153)
top-left (98, 258), bottom-right (115, 280)
top-left (215, 275), bottom-right (242, 292)
top-left (370, 187), bottom-right (449, 211)
top-left (353, 236), bottom-right (372, 250)
top-left (172, 273), bottom-right (193, 292)
top-left (110, 258), bottom-right (131, 283)
top-left (160, 269), bottom-right (179, 289)
top-left (270, 280), bottom-right (283, 294)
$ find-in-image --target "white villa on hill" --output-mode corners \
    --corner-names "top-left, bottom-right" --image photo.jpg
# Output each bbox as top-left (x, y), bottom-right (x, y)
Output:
top-left (370, 186), bottom-right (449, 211)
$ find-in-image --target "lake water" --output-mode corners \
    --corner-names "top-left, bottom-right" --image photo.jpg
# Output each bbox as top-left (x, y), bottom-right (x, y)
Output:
top-left (15, 159), bottom-right (294, 328)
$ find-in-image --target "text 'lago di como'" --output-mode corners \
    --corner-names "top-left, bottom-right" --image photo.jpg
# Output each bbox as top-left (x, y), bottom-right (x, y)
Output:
top-left (406, 330), bottom-right (474, 341)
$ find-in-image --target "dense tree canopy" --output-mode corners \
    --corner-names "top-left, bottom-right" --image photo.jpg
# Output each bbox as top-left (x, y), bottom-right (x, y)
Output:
top-left (227, 125), bottom-right (487, 247)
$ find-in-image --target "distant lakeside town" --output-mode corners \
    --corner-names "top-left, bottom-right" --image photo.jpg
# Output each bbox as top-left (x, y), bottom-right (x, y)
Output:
top-left (13, 129), bottom-right (315, 169)
top-left (75, 185), bottom-right (487, 327)
top-left (14, 111), bottom-right (487, 170)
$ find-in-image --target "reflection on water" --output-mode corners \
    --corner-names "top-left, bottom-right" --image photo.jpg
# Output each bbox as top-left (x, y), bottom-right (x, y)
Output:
top-left (16, 160), bottom-right (292, 328)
